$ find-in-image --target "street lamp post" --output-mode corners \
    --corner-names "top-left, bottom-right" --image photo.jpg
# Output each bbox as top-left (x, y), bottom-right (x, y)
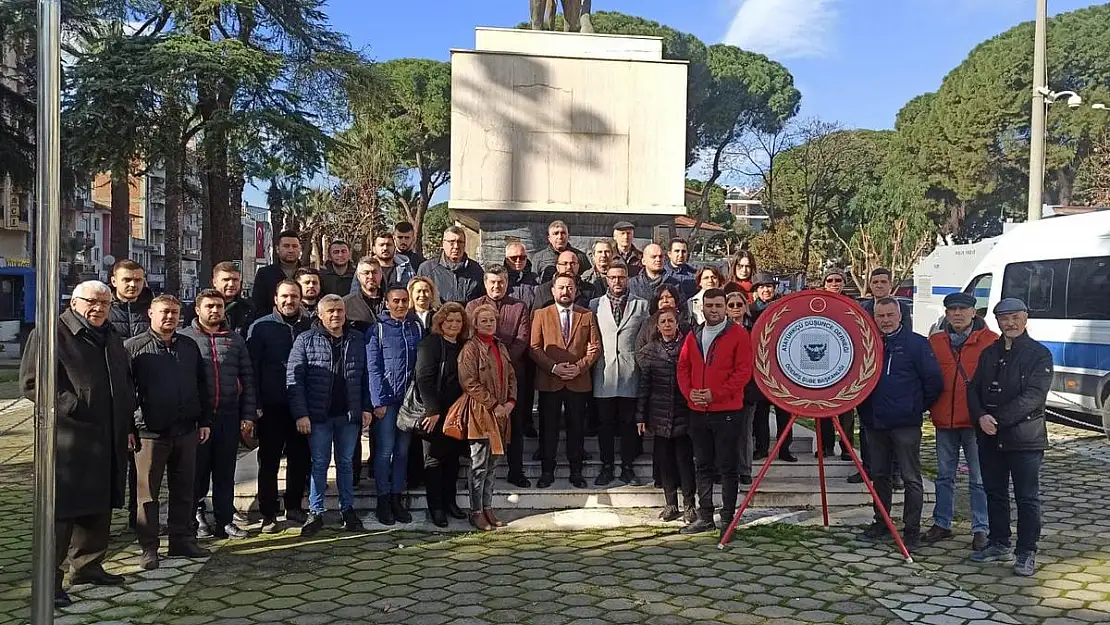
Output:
top-left (1027, 0), bottom-right (1048, 222)
top-left (32, 0), bottom-right (63, 623)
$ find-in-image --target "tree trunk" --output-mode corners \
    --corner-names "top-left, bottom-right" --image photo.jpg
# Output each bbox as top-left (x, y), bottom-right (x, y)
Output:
top-left (203, 131), bottom-right (237, 280)
top-left (110, 167), bottom-right (131, 263)
top-left (165, 141), bottom-right (184, 297)
top-left (800, 212), bottom-right (815, 276)
top-left (1056, 168), bottom-right (1074, 207)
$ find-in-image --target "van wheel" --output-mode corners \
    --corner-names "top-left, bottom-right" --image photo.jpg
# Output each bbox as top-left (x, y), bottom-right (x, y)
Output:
top-left (1103, 399), bottom-right (1110, 441)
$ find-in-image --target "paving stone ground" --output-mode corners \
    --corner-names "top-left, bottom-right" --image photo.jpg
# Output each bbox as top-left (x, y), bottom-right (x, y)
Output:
top-left (3, 396), bottom-right (1110, 625)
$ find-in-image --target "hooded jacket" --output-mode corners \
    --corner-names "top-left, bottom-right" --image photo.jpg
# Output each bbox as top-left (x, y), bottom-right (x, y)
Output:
top-left (181, 319), bottom-right (257, 424)
top-left (968, 332), bottom-right (1053, 452)
top-left (126, 329), bottom-right (211, 438)
top-left (286, 321), bottom-right (369, 424)
top-left (108, 287), bottom-right (153, 339)
top-left (928, 317), bottom-right (998, 430)
top-left (858, 328), bottom-right (944, 431)
top-left (676, 320), bottom-right (753, 414)
top-left (416, 255), bottom-right (485, 303)
top-left (366, 310), bottom-right (423, 408)
top-left (247, 311), bottom-right (312, 409)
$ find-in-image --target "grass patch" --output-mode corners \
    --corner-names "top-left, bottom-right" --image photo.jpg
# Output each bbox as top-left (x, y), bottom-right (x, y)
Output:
top-left (733, 522), bottom-right (822, 542)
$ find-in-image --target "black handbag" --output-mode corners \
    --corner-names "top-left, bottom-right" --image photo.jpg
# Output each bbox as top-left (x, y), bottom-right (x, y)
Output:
top-left (397, 337), bottom-right (445, 432)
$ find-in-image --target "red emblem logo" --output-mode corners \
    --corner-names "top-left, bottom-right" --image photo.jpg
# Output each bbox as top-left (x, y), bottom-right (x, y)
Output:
top-left (751, 291), bottom-right (884, 418)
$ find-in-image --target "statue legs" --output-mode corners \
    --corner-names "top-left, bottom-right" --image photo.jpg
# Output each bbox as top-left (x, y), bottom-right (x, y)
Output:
top-left (580, 0), bottom-right (594, 33)
top-left (562, 0), bottom-right (582, 32)
top-left (530, 0), bottom-right (547, 29)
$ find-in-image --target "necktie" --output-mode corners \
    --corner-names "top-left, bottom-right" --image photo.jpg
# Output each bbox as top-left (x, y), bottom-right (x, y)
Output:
top-left (612, 297), bottom-right (623, 326)
top-left (561, 308), bottom-right (571, 343)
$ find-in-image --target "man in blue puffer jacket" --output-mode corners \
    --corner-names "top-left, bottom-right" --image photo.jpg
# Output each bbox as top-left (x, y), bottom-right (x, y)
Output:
top-left (857, 297), bottom-right (943, 551)
top-left (367, 285), bottom-right (423, 525)
top-left (286, 294), bottom-right (372, 536)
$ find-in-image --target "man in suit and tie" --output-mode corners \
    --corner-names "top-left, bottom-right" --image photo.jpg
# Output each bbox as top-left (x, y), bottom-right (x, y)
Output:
top-left (589, 261), bottom-right (649, 486)
top-left (530, 273), bottom-right (602, 489)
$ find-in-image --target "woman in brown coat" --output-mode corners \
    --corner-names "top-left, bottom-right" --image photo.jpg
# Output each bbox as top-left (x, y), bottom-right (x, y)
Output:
top-left (459, 304), bottom-right (517, 531)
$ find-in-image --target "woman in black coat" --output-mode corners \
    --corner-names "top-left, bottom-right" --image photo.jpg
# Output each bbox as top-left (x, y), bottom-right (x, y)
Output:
top-left (408, 302), bottom-right (469, 527)
top-left (636, 308), bottom-right (696, 523)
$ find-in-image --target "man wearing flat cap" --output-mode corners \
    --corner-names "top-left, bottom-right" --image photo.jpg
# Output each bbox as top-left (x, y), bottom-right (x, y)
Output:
top-left (967, 297), bottom-right (1052, 577)
top-left (612, 221), bottom-right (643, 275)
top-left (923, 292), bottom-right (997, 552)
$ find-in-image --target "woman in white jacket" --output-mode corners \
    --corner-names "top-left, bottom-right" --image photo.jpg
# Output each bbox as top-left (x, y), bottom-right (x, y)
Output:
top-left (685, 266), bottom-right (724, 326)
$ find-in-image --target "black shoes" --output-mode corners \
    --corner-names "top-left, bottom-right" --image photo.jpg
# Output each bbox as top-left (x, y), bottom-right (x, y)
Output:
top-left (260, 517), bottom-right (279, 534)
top-left (680, 519), bottom-right (716, 535)
top-left (507, 473), bottom-right (532, 488)
top-left (739, 475), bottom-right (752, 485)
top-left (779, 451), bottom-right (798, 463)
top-left (893, 476), bottom-right (905, 492)
top-left (445, 500), bottom-right (467, 520)
top-left (524, 423), bottom-right (540, 438)
top-left (71, 569), bottom-right (125, 586)
top-left (391, 494), bottom-right (413, 524)
top-left (569, 474), bottom-right (588, 489)
top-left (54, 590), bottom-right (72, 608)
top-left (300, 513), bottom-right (324, 537)
top-left (753, 450), bottom-right (768, 460)
top-left (903, 531), bottom-right (921, 553)
top-left (595, 466), bottom-right (616, 486)
top-left (537, 473), bottom-right (555, 488)
top-left (847, 472), bottom-right (864, 484)
top-left (620, 467), bottom-right (643, 486)
top-left (341, 509), bottom-right (365, 532)
top-left (195, 509), bottom-right (212, 539)
top-left (376, 496), bottom-right (395, 526)
top-left (858, 522), bottom-right (890, 542)
top-left (427, 508), bottom-right (449, 528)
top-left (659, 505), bottom-right (681, 522)
top-left (840, 451), bottom-right (853, 462)
top-left (167, 542), bottom-right (211, 558)
top-left (285, 509), bottom-right (308, 525)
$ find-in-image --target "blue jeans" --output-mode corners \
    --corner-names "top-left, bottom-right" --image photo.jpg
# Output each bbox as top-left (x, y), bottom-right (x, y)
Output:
top-left (932, 428), bottom-right (988, 533)
top-left (307, 416), bottom-right (360, 514)
top-left (978, 439), bottom-right (1043, 556)
top-left (373, 404), bottom-right (411, 495)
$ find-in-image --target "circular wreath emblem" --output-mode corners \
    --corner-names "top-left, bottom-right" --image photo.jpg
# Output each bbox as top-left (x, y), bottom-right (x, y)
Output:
top-left (752, 291), bottom-right (884, 418)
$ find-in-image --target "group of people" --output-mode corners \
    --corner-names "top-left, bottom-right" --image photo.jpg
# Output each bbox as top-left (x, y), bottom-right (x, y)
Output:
top-left (23, 219), bottom-right (1052, 608)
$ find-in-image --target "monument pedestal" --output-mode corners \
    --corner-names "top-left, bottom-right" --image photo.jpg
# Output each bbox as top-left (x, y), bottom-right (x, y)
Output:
top-left (449, 28), bottom-right (689, 262)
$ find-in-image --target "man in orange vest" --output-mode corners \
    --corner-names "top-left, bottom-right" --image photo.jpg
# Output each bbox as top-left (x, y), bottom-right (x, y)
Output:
top-left (923, 292), bottom-right (996, 551)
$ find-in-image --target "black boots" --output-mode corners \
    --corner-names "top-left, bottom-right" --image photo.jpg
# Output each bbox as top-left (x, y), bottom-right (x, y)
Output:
top-left (391, 493), bottom-right (412, 523)
top-left (376, 495), bottom-right (395, 526)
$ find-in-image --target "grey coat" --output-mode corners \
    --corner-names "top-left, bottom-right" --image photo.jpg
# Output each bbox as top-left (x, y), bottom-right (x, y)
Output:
top-left (589, 294), bottom-right (649, 398)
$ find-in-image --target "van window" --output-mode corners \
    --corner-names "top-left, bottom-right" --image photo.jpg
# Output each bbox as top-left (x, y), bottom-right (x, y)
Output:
top-left (964, 273), bottom-right (993, 317)
top-left (1002, 260), bottom-right (1068, 319)
top-left (1067, 256), bottom-right (1110, 320)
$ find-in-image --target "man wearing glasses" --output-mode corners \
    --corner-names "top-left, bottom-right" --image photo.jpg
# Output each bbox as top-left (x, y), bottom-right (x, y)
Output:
top-left (532, 251), bottom-right (596, 310)
top-left (818, 268), bottom-right (856, 462)
top-left (503, 242), bottom-right (539, 310)
top-left (343, 257), bottom-right (385, 334)
top-left (21, 281), bottom-right (136, 607)
top-left (416, 226), bottom-right (485, 303)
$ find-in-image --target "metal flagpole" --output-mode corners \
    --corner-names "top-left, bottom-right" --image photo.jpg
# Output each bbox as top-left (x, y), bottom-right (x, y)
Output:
top-left (32, 0), bottom-right (63, 622)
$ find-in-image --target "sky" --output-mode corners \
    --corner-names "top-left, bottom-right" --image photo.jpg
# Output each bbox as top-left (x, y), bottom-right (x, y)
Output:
top-left (245, 0), bottom-right (1106, 205)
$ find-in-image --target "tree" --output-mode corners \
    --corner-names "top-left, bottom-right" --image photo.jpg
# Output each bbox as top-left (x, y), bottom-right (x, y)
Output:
top-left (346, 58), bottom-right (450, 252)
top-left (421, 201), bottom-right (452, 253)
top-left (688, 44), bottom-right (799, 241)
top-left (727, 124), bottom-right (798, 223)
top-left (683, 179), bottom-right (732, 231)
top-left (1076, 128), bottom-right (1110, 207)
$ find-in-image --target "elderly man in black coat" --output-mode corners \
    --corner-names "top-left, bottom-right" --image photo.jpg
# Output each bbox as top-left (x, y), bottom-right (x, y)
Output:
top-left (20, 280), bottom-right (137, 607)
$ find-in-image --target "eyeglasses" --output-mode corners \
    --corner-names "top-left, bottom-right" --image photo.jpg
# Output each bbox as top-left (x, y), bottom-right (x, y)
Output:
top-left (507, 255), bottom-right (527, 262)
top-left (727, 303), bottom-right (746, 309)
top-left (74, 296), bottom-right (112, 308)
top-left (825, 278), bottom-right (843, 284)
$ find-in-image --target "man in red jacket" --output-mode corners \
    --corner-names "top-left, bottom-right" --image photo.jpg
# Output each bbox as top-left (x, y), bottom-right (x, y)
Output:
top-left (677, 288), bottom-right (753, 535)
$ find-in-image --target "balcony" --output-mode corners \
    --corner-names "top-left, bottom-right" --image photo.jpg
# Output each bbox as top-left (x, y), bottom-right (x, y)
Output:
top-left (149, 218), bottom-right (166, 230)
top-left (151, 243), bottom-right (165, 256)
top-left (183, 248), bottom-right (201, 260)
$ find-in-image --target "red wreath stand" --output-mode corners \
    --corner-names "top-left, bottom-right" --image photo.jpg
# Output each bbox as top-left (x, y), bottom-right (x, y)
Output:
top-left (717, 291), bottom-right (913, 563)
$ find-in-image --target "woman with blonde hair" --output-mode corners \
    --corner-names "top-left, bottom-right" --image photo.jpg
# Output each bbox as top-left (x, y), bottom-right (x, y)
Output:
top-left (407, 276), bottom-right (441, 332)
top-left (404, 302), bottom-right (469, 527)
top-left (458, 303), bottom-right (517, 531)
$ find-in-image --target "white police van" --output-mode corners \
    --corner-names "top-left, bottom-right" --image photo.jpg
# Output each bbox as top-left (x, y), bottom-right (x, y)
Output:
top-left (947, 211), bottom-right (1110, 436)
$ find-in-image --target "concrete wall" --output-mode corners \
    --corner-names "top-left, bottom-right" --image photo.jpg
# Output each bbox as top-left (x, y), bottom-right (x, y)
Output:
top-left (449, 29), bottom-right (688, 218)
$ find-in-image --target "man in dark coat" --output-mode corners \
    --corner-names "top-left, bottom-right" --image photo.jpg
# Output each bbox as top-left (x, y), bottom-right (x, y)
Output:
top-left (532, 250), bottom-right (596, 310)
top-left (185, 261), bottom-right (255, 336)
top-left (343, 256), bottom-right (385, 334)
top-left (416, 225), bottom-right (485, 303)
top-left (467, 265), bottom-right (532, 487)
top-left (627, 244), bottom-right (681, 302)
top-left (247, 280), bottom-right (313, 533)
top-left (393, 221), bottom-right (426, 270)
top-left (181, 289), bottom-right (257, 541)
top-left (612, 221), bottom-right (643, 275)
top-left (532, 219), bottom-right (590, 282)
top-left (108, 259), bottom-right (153, 340)
top-left (320, 239), bottom-right (356, 297)
top-left (20, 281), bottom-right (136, 607)
top-left (252, 230), bottom-right (303, 318)
top-left (126, 295), bottom-right (213, 570)
top-left (969, 298), bottom-right (1053, 577)
top-left (504, 241), bottom-right (539, 309)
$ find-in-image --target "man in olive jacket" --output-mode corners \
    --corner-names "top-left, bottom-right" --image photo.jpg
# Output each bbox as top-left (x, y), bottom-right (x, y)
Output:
top-left (20, 281), bottom-right (136, 607)
top-left (969, 298), bottom-right (1053, 577)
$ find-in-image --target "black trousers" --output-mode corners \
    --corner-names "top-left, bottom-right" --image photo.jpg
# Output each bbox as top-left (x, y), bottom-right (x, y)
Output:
top-left (256, 404), bottom-right (311, 519)
top-left (352, 430), bottom-right (372, 485)
top-left (134, 431), bottom-right (198, 551)
top-left (507, 363), bottom-right (528, 478)
top-left (194, 417), bottom-right (241, 526)
top-left (423, 434), bottom-right (463, 512)
top-left (753, 400), bottom-right (793, 456)
top-left (55, 511), bottom-right (112, 591)
top-left (596, 396), bottom-right (638, 469)
top-left (865, 425), bottom-right (924, 535)
top-left (979, 442), bottom-right (1043, 555)
top-left (656, 434), bottom-right (695, 508)
top-left (689, 413), bottom-right (741, 520)
top-left (127, 456), bottom-right (138, 527)
top-left (818, 412), bottom-right (855, 454)
top-left (539, 388), bottom-right (588, 476)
